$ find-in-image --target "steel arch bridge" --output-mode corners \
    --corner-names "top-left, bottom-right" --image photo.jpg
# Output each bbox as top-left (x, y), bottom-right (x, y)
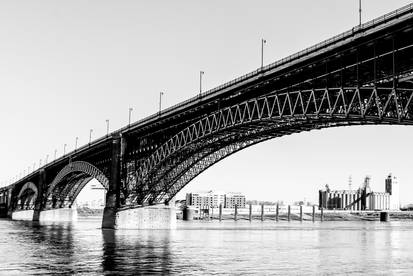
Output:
top-left (1, 3), bottom-right (413, 227)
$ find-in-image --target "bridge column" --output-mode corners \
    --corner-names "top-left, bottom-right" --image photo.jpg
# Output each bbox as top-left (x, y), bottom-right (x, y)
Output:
top-left (6, 188), bottom-right (13, 218)
top-left (102, 136), bottom-right (122, 229)
top-left (102, 135), bottom-right (176, 229)
top-left (33, 169), bottom-right (46, 221)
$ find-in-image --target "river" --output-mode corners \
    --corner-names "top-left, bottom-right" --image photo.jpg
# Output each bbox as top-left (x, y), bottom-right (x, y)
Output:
top-left (1, 218), bottom-right (413, 275)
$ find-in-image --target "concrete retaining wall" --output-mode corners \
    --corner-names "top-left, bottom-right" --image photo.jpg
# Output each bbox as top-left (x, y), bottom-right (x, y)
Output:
top-left (39, 208), bottom-right (78, 222)
top-left (11, 210), bottom-right (34, 221)
top-left (115, 205), bottom-right (176, 229)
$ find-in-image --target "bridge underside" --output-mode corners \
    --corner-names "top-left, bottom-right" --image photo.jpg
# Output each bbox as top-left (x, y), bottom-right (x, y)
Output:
top-left (126, 86), bottom-right (413, 206)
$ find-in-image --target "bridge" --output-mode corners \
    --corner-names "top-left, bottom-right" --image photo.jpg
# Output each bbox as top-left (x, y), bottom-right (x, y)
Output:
top-left (1, 4), bottom-right (413, 229)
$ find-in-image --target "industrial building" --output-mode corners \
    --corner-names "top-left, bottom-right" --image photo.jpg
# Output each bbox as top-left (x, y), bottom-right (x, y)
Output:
top-left (319, 174), bottom-right (400, 211)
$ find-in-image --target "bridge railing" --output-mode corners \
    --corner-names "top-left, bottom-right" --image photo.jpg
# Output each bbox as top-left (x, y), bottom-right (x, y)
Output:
top-left (122, 2), bottom-right (413, 133)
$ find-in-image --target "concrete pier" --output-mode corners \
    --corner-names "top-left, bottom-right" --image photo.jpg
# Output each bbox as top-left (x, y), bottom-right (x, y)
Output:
top-left (11, 210), bottom-right (34, 221)
top-left (183, 206), bottom-right (194, 221)
top-left (113, 205), bottom-right (176, 229)
top-left (287, 205), bottom-right (291, 221)
top-left (380, 211), bottom-right (390, 222)
top-left (234, 204), bottom-right (238, 221)
top-left (39, 208), bottom-right (78, 222)
top-left (261, 204), bottom-right (264, 221)
top-left (11, 208), bottom-right (77, 222)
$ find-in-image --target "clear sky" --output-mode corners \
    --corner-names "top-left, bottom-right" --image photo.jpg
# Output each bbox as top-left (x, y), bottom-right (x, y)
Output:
top-left (1, 1), bottom-right (413, 204)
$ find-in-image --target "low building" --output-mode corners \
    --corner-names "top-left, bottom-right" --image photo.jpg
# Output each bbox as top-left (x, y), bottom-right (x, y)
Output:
top-left (225, 192), bottom-right (246, 208)
top-left (186, 191), bottom-right (245, 208)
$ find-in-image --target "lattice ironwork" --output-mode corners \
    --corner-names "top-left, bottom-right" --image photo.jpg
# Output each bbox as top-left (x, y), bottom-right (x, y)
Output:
top-left (126, 86), bottom-right (413, 204)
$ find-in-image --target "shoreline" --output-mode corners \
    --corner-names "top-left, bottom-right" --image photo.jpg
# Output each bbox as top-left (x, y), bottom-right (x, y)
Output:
top-left (183, 210), bottom-right (413, 222)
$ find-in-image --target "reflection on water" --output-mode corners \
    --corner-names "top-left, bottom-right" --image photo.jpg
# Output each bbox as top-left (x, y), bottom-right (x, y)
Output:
top-left (1, 218), bottom-right (413, 275)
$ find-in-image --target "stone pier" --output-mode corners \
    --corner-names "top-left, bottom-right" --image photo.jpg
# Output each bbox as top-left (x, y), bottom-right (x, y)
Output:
top-left (11, 210), bottom-right (34, 221)
top-left (12, 208), bottom-right (78, 222)
top-left (38, 208), bottom-right (78, 222)
top-left (111, 205), bottom-right (176, 229)
top-left (101, 136), bottom-right (177, 230)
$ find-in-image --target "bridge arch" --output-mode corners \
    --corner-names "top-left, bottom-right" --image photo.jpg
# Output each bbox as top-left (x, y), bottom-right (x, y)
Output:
top-left (16, 182), bottom-right (38, 210)
top-left (130, 86), bottom-right (413, 205)
top-left (46, 161), bottom-right (109, 207)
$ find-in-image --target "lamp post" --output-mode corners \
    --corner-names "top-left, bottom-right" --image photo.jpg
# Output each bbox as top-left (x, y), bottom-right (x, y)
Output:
top-left (359, 0), bottom-right (362, 26)
top-left (45, 154), bottom-right (49, 164)
top-left (261, 38), bottom-right (266, 69)
top-left (159, 91), bottom-right (164, 113)
top-left (75, 136), bottom-right (78, 151)
top-left (54, 149), bottom-right (57, 160)
top-left (63, 144), bottom-right (67, 155)
top-left (200, 71), bottom-right (204, 95)
top-left (128, 108), bottom-right (133, 126)
top-left (89, 129), bottom-right (93, 144)
top-left (106, 119), bottom-right (109, 136)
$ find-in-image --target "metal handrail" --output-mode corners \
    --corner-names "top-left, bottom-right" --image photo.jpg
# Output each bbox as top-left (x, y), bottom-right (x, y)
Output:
top-left (124, 2), bottom-right (413, 130)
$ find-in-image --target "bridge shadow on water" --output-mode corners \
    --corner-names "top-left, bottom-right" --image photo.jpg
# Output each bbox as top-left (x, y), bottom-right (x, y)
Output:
top-left (102, 229), bottom-right (173, 275)
top-left (1, 219), bottom-right (174, 275)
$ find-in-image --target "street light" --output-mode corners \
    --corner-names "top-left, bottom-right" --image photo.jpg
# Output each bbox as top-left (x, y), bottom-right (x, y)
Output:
top-left (159, 91), bottom-right (164, 113)
top-left (359, 0), bottom-right (362, 26)
top-left (75, 136), bottom-right (79, 151)
top-left (63, 144), bottom-right (67, 155)
top-left (261, 38), bottom-right (266, 69)
top-left (200, 71), bottom-right (204, 95)
top-left (89, 129), bottom-right (93, 144)
top-left (128, 108), bottom-right (133, 126)
top-left (45, 154), bottom-right (49, 164)
top-left (54, 149), bottom-right (57, 160)
top-left (106, 119), bottom-right (110, 136)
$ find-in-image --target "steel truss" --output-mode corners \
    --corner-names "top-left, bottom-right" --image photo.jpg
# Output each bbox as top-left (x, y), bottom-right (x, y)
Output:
top-left (127, 86), bottom-right (413, 205)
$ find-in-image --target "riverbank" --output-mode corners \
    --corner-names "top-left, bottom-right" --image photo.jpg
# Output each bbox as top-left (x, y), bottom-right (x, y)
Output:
top-left (77, 207), bottom-right (103, 217)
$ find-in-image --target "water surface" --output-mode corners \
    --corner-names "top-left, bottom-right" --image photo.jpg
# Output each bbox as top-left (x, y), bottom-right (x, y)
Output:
top-left (1, 218), bottom-right (413, 275)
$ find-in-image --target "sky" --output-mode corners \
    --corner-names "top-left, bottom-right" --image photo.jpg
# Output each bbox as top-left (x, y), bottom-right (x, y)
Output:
top-left (1, 0), bottom-right (413, 204)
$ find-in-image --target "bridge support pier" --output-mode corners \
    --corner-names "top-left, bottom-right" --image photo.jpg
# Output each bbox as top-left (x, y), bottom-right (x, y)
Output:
top-left (113, 205), bottom-right (176, 229)
top-left (33, 169), bottom-right (46, 221)
top-left (39, 208), bottom-right (78, 222)
top-left (12, 209), bottom-right (34, 221)
top-left (101, 135), bottom-right (177, 229)
top-left (102, 136), bottom-right (122, 229)
top-left (12, 208), bottom-right (78, 222)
